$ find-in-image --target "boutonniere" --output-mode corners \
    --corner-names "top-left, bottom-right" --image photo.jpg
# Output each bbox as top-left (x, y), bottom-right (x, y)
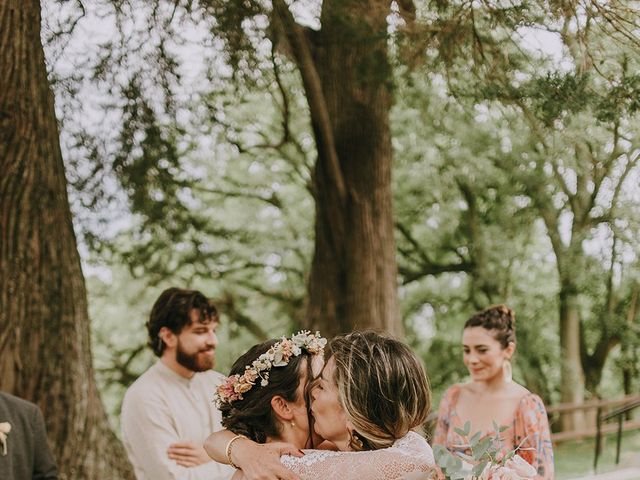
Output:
top-left (0, 422), bottom-right (11, 456)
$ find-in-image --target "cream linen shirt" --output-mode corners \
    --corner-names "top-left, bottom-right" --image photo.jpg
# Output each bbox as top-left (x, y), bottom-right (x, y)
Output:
top-left (121, 360), bottom-right (234, 480)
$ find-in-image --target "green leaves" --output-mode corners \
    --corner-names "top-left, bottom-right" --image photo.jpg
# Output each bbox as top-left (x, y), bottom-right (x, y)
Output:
top-left (435, 445), bottom-right (467, 480)
top-left (435, 420), bottom-right (509, 479)
top-left (454, 420), bottom-right (471, 437)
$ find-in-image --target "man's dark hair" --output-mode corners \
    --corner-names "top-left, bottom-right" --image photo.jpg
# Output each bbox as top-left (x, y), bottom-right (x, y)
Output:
top-left (146, 287), bottom-right (219, 356)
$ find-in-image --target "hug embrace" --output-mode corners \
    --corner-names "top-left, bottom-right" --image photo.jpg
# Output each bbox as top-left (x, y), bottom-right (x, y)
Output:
top-left (121, 288), bottom-right (553, 480)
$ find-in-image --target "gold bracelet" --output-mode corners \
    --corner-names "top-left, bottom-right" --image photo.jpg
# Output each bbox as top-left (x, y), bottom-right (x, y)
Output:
top-left (225, 434), bottom-right (247, 469)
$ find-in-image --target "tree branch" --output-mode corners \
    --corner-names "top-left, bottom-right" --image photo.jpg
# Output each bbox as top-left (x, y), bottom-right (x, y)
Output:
top-left (610, 149), bottom-right (640, 216)
top-left (216, 292), bottom-right (269, 340)
top-left (271, 0), bottom-right (346, 203)
top-left (399, 262), bottom-right (473, 285)
top-left (191, 184), bottom-right (283, 208)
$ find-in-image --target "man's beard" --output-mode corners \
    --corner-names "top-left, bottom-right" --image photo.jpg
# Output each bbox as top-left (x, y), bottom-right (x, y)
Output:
top-left (176, 342), bottom-right (215, 372)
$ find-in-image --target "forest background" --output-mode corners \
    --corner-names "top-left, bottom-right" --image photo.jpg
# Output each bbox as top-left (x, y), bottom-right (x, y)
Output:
top-left (1, 0), bottom-right (640, 478)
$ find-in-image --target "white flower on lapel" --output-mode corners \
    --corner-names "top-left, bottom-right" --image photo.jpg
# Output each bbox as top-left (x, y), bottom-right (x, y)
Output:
top-left (0, 421), bottom-right (11, 456)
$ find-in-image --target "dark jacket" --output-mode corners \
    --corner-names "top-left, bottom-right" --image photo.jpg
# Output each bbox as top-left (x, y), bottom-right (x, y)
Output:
top-left (0, 391), bottom-right (58, 480)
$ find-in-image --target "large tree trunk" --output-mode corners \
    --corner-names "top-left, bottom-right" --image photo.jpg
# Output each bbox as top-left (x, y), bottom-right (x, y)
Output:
top-left (0, 1), bottom-right (134, 478)
top-left (558, 287), bottom-right (586, 431)
top-left (302, 0), bottom-right (401, 338)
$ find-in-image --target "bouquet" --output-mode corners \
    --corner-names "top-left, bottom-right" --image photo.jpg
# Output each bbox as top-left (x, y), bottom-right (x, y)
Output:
top-left (434, 421), bottom-right (537, 480)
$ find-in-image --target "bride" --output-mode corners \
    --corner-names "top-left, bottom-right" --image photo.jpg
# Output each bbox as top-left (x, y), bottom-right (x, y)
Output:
top-left (203, 331), bottom-right (436, 480)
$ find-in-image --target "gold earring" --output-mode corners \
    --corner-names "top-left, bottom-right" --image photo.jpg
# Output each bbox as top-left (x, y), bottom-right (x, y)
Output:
top-left (290, 421), bottom-right (296, 428)
top-left (349, 431), bottom-right (364, 450)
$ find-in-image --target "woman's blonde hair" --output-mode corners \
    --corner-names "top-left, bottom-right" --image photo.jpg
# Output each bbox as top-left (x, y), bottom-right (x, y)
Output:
top-left (326, 331), bottom-right (431, 450)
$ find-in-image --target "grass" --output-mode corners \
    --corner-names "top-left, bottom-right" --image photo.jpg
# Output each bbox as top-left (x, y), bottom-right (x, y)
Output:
top-left (554, 429), bottom-right (640, 479)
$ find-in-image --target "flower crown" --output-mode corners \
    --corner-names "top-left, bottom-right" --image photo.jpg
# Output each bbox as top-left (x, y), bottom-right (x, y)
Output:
top-left (214, 330), bottom-right (327, 408)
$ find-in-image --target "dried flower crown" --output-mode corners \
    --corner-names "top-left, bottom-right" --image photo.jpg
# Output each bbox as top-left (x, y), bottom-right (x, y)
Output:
top-left (214, 330), bottom-right (327, 408)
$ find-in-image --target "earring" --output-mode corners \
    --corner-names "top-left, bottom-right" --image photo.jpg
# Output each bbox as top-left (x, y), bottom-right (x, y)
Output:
top-left (348, 431), bottom-right (364, 450)
top-left (290, 421), bottom-right (296, 428)
top-left (503, 359), bottom-right (513, 383)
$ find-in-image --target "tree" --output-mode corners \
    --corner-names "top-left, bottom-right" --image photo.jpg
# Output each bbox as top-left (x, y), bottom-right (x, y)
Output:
top-left (270, 0), bottom-right (401, 337)
top-left (428, 0), bottom-right (640, 429)
top-left (0, 1), bottom-right (134, 477)
top-left (69, 0), bottom-right (406, 338)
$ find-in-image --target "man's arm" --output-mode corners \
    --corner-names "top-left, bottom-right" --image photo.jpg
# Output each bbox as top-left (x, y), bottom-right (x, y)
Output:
top-left (121, 391), bottom-right (232, 480)
top-left (30, 405), bottom-right (58, 480)
top-left (203, 429), bottom-right (302, 480)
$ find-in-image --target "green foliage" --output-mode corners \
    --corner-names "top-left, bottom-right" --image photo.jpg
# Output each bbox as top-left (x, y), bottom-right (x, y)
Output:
top-left (525, 73), bottom-right (591, 126)
top-left (597, 74), bottom-right (640, 123)
top-left (44, 0), bottom-right (640, 429)
top-left (198, 0), bottom-right (267, 80)
top-left (435, 420), bottom-right (529, 480)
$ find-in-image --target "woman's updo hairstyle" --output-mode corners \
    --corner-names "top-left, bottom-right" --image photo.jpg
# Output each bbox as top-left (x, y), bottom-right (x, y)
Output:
top-left (326, 331), bottom-right (431, 451)
top-left (464, 304), bottom-right (516, 348)
top-left (220, 339), bottom-right (311, 443)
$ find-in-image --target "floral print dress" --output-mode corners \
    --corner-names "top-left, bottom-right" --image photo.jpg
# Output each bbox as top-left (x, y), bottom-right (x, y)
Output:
top-left (433, 384), bottom-right (554, 479)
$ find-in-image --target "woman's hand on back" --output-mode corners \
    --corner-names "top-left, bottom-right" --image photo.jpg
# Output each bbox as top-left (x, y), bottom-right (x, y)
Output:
top-left (231, 439), bottom-right (303, 480)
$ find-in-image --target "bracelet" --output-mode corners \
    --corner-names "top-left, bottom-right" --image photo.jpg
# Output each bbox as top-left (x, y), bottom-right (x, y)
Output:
top-left (225, 434), bottom-right (247, 469)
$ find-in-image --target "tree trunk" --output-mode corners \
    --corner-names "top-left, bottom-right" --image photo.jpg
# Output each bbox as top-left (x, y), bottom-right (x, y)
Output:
top-left (622, 283), bottom-right (639, 420)
top-left (558, 287), bottom-right (586, 431)
top-left (0, 1), bottom-right (134, 478)
top-left (303, 0), bottom-right (401, 338)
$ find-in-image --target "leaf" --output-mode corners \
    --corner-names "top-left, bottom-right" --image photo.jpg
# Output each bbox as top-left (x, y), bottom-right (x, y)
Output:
top-left (447, 454), bottom-right (463, 471)
top-left (454, 427), bottom-right (467, 437)
top-left (469, 431), bottom-right (482, 446)
top-left (463, 420), bottom-right (471, 436)
top-left (433, 444), bottom-right (450, 465)
top-left (473, 460), bottom-right (489, 477)
top-left (472, 437), bottom-right (494, 461)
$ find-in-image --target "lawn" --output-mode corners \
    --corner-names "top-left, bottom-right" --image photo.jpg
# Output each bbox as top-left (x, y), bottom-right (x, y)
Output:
top-left (554, 429), bottom-right (640, 479)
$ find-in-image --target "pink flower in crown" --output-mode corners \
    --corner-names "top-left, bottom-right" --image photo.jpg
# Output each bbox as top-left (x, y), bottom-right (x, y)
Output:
top-left (216, 375), bottom-right (243, 404)
top-left (214, 331), bottom-right (327, 407)
top-left (234, 380), bottom-right (254, 394)
top-left (243, 368), bottom-right (259, 384)
top-left (279, 339), bottom-right (294, 358)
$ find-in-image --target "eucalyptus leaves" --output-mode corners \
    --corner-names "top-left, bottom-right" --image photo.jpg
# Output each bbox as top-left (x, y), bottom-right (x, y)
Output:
top-left (434, 420), bottom-right (537, 480)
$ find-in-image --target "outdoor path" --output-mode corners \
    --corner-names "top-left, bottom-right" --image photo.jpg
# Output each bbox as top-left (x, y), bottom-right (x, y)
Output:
top-left (566, 467), bottom-right (640, 480)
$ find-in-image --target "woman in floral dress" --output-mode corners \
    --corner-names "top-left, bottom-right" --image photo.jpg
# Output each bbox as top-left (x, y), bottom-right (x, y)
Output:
top-left (433, 305), bottom-right (554, 479)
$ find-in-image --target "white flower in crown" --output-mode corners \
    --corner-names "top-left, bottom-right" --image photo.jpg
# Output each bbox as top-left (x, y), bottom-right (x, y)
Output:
top-left (213, 330), bottom-right (327, 408)
top-left (0, 421), bottom-right (11, 456)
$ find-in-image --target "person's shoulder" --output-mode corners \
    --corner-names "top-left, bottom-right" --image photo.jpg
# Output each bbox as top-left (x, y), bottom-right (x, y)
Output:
top-left (122, 363), bottom-right (164, 403)
top-left (194, 369), bottom-right (226, 385)
top-left (436, 384), bottom-right (464, 414)
top-left (444, 383), bottom-right (466, 400)
top-left (444, 383), bottom-right (465, 394)
top-left (513, 384), bottom-right (548, 412)
top-left (0, 391), bottom-right (39, 414)
top-left (512, 383), bottom-right (539, 401)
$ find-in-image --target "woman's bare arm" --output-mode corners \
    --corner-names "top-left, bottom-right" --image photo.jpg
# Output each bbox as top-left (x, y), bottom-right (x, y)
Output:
top-left (204, 429), bottom-right (303, 480)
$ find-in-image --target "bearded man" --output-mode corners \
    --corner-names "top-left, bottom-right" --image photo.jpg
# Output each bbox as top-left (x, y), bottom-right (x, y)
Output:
top-left (121, 288), bottom-right (234, 480)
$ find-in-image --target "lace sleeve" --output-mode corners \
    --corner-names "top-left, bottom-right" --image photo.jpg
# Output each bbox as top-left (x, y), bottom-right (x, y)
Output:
top-left (281, 432), bottom-right (437, 480)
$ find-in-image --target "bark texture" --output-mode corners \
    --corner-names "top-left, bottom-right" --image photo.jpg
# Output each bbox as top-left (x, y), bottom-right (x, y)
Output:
top-left (0, 1), bottom-right (134, 477)
top-left (275, 0), bottom-right (401, 338)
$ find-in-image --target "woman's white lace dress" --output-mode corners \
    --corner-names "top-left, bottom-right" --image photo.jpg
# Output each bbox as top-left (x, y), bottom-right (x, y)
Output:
top-left (280, 431), bottom-right (436, 479)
